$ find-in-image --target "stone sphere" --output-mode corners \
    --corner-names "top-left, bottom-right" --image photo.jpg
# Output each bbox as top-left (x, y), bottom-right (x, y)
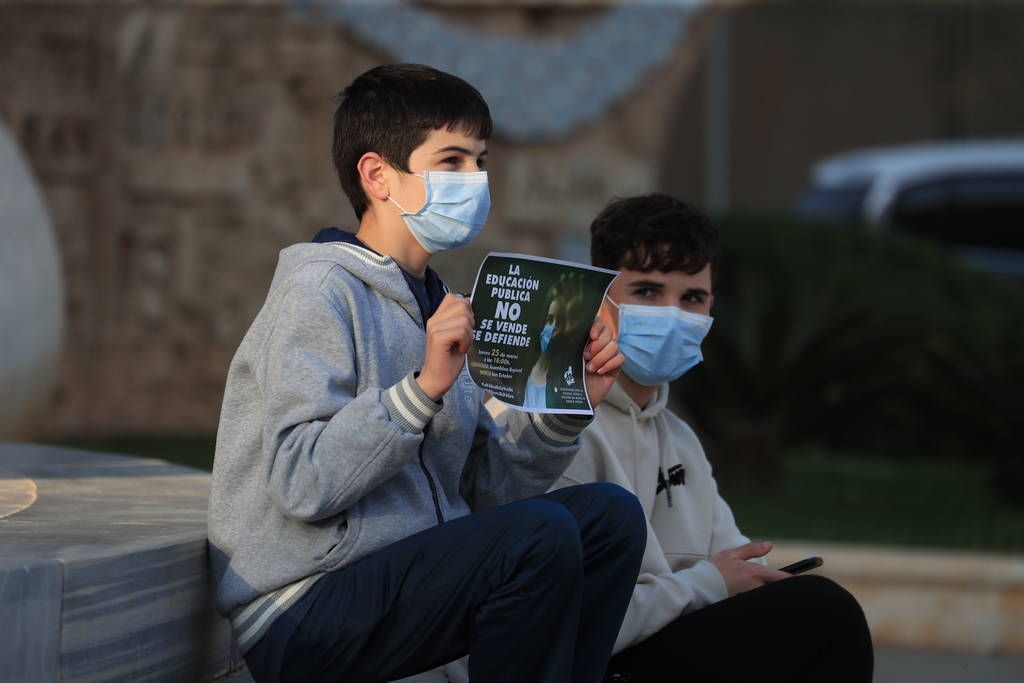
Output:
top-left (0, 122), bottom-right (64, 437)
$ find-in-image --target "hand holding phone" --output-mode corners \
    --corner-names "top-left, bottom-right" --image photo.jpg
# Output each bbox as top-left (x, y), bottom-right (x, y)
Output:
top-left (779, 556), bottom-right (824, 575)
top-left (710, 541), bottom-right (792, 596)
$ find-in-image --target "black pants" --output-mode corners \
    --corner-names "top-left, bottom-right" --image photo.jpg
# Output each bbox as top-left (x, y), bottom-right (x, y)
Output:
top-left (606, 574), bottom-right (874, 683)
top-left (245, 482), bottom-right (646, 683)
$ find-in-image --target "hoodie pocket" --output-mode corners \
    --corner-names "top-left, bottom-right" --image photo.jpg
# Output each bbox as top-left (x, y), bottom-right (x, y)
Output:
top-left (313, 502), bottom-right (362, 567)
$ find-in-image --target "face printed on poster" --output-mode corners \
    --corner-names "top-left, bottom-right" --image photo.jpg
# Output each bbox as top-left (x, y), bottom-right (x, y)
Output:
top-left (466, 253), bottom-right (618, 415)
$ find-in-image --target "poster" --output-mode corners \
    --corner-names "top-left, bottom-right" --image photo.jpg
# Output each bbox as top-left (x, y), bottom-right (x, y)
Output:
top-left (467, 253), bottom-right (618, 415)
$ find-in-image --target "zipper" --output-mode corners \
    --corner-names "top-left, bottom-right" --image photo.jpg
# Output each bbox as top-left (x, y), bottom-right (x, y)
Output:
top-left (415, 294), bottom-right (445, 525)
top-left (418, 424), bottom-right (444, 524)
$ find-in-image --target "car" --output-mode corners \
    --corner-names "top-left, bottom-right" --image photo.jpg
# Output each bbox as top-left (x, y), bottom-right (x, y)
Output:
top-left (796, 139), bottom-right (1024, 278)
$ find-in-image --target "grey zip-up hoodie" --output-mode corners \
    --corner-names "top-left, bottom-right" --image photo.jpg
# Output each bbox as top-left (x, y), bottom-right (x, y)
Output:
top-left (208, 241), bottom-right (590, 653)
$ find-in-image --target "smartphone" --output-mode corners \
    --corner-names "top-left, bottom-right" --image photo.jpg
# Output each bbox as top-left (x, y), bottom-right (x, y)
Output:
top-left (779, 556), bottom-right (823, 575)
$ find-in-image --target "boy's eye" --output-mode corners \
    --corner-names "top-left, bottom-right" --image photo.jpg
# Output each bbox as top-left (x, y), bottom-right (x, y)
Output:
top-left (441, 156), bottom-right (460, 165)
top-left (477, 158), bottom-right (487, 169)
top-left (633, 287), bottom-right (654, 298)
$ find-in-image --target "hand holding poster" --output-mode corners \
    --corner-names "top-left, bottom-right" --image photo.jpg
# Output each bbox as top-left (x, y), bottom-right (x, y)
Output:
top-left (467, 253), bottom-right (618, 415)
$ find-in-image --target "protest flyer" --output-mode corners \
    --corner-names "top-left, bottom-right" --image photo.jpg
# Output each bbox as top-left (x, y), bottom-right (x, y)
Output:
top-left (466, 252), bottom-right (618, 415)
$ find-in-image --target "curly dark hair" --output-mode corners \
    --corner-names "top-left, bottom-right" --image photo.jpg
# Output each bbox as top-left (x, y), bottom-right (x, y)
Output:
top-left (333, 64), bottom-right (493, 218)
top-left (590, 194), bottom-right (718, 277)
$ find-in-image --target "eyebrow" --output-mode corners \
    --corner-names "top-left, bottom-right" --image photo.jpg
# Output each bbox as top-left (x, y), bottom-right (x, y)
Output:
top-left (627, 280), bottom-right (664, 289)
top-left (433, 145), bottom-right (488, 157)
top-left (627, 281), bottom-right (711, 298)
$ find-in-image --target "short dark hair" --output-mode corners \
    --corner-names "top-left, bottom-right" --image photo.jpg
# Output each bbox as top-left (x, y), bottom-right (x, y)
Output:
top-left (590, 194), bottom-right (718, 277)
top-left (333, 64), bottom-right (493, 218)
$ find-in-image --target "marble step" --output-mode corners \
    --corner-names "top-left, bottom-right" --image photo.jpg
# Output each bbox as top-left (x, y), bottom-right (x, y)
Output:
top-left (0, 442), bottom-right (240, 682)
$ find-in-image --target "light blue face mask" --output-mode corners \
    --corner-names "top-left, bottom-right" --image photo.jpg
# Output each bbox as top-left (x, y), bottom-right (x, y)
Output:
top-left (609, 298), bottom-right (714, 386)
top-left (389, 171), bottom-right (490, 254)
top-left (540, 323), bottom-right (556, 353)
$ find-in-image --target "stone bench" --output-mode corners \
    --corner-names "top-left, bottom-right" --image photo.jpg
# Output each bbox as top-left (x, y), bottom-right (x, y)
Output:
top-left (0, 442), bottom-right (241, 682)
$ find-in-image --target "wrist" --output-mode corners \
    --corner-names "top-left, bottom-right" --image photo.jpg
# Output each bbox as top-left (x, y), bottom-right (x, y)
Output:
top-left (384, 373), bottom-right (443, 434)
top-left (415, 371), bottom-right (444, 402)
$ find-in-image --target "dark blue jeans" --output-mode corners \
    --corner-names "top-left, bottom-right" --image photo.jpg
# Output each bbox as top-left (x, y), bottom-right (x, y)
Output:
top-left (245, 482), bottom-right (646, 683)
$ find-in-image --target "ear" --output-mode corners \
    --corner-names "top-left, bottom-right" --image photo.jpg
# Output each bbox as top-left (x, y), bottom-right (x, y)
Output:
top-left (357, 152), bottom-right (390, 203)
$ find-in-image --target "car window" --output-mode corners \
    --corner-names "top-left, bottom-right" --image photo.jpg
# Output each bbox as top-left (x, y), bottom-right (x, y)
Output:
top-left (890, 173), bottom-right (1024, 250)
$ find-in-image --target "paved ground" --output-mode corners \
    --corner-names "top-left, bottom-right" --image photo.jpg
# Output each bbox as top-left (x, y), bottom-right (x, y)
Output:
top-left (219, 648), bottom-right (1024, 682)
top-left (874, 648), bottom-right (1024, 683)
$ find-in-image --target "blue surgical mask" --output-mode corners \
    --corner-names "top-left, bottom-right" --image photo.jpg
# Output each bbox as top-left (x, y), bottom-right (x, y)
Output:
top-left (389, 171), bottom-right (490, 254)
top-left (540, 323), bottom-right (556, 353)
top-left (609, 298), bottom-right (713, 386)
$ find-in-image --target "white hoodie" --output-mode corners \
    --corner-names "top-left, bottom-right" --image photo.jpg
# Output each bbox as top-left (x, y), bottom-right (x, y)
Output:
top-left (556, 379), bottom-right (762, 654)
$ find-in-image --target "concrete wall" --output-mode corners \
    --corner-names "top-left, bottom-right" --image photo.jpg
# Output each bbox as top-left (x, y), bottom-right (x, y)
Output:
top-left (0, 1), bottom-right (705, 437)
top-left (773, 541), bottom-right (1024, 656)
top-left (2, 1), bottom-right (1022, 437)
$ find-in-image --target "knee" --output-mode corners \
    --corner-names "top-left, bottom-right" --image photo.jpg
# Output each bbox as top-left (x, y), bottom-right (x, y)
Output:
top-left (577, 482), bottom-right (646, 552)
top-left (516, 498), bottom-right (578, 537)
top-left (786, 575), bottom-right (871, 639)
top-left (790, 575), bottom-right (862, 614)
top-left (513, 498), bottom-right (582, 567)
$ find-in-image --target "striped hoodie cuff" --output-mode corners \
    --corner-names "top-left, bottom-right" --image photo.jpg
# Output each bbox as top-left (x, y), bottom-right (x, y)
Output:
top-left (530, 412), bottom-right (593, 446)
top-left (382, 372), bottom-right (443, 433)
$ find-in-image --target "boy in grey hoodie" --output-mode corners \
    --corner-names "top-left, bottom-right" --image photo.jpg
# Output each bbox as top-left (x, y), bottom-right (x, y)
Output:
top-left (207, 64), bottom-right (645, 683)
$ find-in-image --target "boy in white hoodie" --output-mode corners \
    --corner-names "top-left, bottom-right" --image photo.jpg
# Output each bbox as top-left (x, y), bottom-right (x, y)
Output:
top-left (561, 194), bottom-right (874, 682)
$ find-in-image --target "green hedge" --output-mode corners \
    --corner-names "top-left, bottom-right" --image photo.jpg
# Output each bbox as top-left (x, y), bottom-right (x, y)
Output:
top-left (672, 216), bottom-right (1024, 499)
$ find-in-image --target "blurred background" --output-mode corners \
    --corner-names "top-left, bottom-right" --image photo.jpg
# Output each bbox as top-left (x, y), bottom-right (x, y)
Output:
top-left (2, 0), bottom-right (1023, 676)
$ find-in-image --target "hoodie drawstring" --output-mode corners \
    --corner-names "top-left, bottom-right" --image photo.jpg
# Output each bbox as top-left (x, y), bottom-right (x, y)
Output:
top-left (654, 414), bottom-right (675, 507)
top-left (628, 403), bottom-right (640, 496)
